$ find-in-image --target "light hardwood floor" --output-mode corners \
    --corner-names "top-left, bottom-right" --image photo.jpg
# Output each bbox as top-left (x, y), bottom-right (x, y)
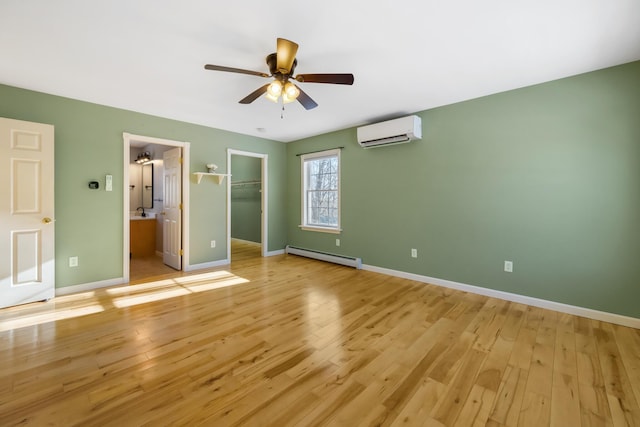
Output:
top-left (130, 254), bottom-right (180, 283)
top-left (1, 242), bottom-right (639, 426)
top-left (129, 239), bottom-right (261, 283)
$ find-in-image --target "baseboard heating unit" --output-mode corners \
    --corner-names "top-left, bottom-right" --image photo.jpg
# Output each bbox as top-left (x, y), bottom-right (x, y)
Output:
top-left (285, 245), bottom-right (362, 269)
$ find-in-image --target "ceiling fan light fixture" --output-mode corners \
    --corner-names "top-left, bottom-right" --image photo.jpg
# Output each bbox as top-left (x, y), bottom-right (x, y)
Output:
top-left (282, 93), bottom-right (296, 104)
top-left (265, 92), bottom-right (279, 103)
top-left (267, 80), bottom-right (283, 97)
top-left (284, 82), bottom-right (300, 99)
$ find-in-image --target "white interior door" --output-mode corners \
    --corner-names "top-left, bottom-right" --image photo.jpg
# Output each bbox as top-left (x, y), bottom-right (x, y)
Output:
top-left (163, 147), bottom-right (182, 270)
top-left (0, 117), bottom-right (55, 309)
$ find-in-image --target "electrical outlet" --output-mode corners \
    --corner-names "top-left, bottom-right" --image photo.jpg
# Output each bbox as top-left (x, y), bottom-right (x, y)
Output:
top-left (411, 248), bottom-right (418, 258)
top-left (210, 240), bottom-right (216, 248)
top-left (504, 260), bottom-right (513, 272)
top-left (69, 256), bottom-right (78, 267)
top-left (105, 174), bottom-right (113, 192)
top-left (336, 239), bottom-right (340, 247)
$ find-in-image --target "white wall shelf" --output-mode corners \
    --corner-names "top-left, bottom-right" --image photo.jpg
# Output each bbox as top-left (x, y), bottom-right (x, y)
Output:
top-left (193, 172), bottom-right (230, 184)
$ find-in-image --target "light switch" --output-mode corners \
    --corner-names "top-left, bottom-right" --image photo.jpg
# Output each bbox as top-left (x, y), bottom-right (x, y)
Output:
top-left (106, 174), bottom-right (113, 191)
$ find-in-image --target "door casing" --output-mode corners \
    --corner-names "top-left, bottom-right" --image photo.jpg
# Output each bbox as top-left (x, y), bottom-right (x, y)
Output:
top-left (122, 133), bottom-right (190, 282)
top-left (226, 149), bottom-right (268, 260)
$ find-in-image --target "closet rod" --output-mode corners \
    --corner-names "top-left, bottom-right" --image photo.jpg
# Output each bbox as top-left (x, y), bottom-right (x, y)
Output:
top-left (231, 180), bottom-right (261, 186)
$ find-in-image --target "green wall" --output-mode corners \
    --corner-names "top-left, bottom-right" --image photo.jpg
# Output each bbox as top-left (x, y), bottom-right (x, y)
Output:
top-left (2, 60), bottom-right (639, 318)
top-left (286, 61), bottom-right (640, 318)
top-left (231, 155), bottom-right (262, 243)
top-left (0, 84), bottom-right (287, 288)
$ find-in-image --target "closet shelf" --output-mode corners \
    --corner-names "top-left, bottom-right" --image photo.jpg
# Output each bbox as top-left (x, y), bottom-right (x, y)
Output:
top-left (193, 172), bottom-right (231, 184)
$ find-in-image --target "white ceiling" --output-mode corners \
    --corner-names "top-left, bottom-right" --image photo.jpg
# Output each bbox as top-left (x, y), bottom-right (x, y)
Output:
top-left (1, 1), bottom-right (639, 142)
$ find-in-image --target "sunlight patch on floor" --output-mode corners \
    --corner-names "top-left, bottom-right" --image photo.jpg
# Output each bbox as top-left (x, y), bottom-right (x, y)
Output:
top-left (180, 271), bottom-right (250, 292)
top-left (0, 303), bottom-right (105, 332)
top-left (183, 277), bottom-right (249, 292)
top-left (173, 270), bottom-right (239, 284)
top-left (112, 286), bottom-right (192, 308)
top-left (0, 270), bottom-right (250, 331)
top-left (105, 279), bottom-right (179, 295)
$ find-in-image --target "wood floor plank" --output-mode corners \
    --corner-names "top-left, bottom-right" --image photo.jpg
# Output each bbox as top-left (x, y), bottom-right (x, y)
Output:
top-left (508, 323), bottom-right (539, 371)
top-left (578, 381), bottom-right (613, 427)
top-left (427, 330), bottom-right (477, 385)
top-left (332, 363), bottom-right (409, 426)
top-left (518, 391), bottom-right (551, 427)
top-left (550, 372), bottom-right (581, 427)
top-left (576, 328), bottom-right (613, 426)
top-left (0, 240), bottom-right (639, 426)
top-left (593, 322), bottom-right (640, 426)
top-left (390, 378), bottom-right (445, 426)
top-left (611, 325), bottom-right (640, 408)
top-left (488, 364), bottom-right (529, 425)
top-left (454, 384), bottom-right (496, 427)
top-left (431, 348), bottom-right (488, 425)
top-left (300, 379), bottom-right (367, 426)
top-left (475, 334), bottom-right (517, 393)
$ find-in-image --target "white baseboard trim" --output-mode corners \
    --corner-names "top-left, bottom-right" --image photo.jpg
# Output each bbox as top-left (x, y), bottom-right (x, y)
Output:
top-left (266, 249), bottom-right (285, 257)
top-left (55, 277), bottom-right (124, 296)
top-left (184, 259), bottom-right (229, 272)
top-left (362, 264), bottom-right (640, 329)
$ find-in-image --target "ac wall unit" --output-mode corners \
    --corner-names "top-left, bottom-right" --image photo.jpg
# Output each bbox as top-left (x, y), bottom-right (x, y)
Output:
top-left (356, 115), bottom-right (422, 148)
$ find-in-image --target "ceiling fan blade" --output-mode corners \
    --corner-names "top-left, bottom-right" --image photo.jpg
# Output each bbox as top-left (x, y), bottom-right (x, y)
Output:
top-left (296, 86), bottom-right (318, 110)
top-left (205, 64), bottom-right (269, 78)
top-left (239, 84), bottom-right (271, 104)
top-left (276, 38), bottom-right (299, 74)
top-left (295, 73), bottom-right (354, 85)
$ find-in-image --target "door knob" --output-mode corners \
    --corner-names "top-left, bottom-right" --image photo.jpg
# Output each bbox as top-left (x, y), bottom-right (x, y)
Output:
top-left (42, 217), bottom-right (53, 224)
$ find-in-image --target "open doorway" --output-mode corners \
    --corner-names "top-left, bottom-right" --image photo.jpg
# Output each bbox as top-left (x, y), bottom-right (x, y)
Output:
top-left (227, 149), bottom-right (267, 262)
top-left (123, 133), bottom-right (190, 283)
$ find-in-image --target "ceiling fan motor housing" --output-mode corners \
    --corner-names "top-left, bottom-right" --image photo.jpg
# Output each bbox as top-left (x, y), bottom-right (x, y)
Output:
top-left (266, 53), bottom-right (297, 79)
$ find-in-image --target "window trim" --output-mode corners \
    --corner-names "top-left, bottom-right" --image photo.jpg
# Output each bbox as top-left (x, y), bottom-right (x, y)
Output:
top-left (299, 148), bottom-right (341, 234)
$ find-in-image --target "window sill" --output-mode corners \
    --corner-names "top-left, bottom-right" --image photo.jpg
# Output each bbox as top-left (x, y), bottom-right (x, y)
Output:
top-left (299, 225), bottom-right (342, 234)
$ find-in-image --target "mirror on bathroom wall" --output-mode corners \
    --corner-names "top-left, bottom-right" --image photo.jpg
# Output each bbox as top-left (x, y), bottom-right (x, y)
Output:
top-left (129, 163), bottom-right (154, 211)
top-left (142, 163), bottom-right (153, 209)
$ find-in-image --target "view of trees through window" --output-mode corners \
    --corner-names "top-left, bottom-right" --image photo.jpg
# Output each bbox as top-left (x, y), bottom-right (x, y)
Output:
top-left (304, 154), bottom-right (339, 228)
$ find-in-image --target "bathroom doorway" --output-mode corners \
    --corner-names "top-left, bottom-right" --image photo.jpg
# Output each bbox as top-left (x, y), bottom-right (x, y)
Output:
top-left (226, 149), bottom-right (267, 262)
top-left (123, 133), bottom-right (191, 283)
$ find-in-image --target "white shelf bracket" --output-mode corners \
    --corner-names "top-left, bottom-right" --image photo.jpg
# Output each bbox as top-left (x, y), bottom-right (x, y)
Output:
top-left (193, 172), bottom-right (230, 185)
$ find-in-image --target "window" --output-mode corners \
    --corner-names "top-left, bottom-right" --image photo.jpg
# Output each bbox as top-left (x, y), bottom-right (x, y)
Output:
top-left (300, 149), bottom-right (341, 233)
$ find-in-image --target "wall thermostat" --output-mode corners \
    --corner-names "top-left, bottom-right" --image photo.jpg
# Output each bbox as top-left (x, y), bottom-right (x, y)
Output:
top-left (88, 181), bottom-right (99, 189)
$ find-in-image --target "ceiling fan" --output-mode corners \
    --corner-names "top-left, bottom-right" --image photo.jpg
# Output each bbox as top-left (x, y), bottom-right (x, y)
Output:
top-left (204, 38), bottom-right (354, 110)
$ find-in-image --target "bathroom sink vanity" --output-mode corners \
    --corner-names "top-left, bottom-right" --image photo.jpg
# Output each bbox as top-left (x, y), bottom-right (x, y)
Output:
top-left (130, 216), bottom-right (156, 257)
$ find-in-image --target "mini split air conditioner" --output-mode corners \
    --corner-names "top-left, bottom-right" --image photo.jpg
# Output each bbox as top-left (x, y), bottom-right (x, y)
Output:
top-left (356, 115), bottom-right (422, 148)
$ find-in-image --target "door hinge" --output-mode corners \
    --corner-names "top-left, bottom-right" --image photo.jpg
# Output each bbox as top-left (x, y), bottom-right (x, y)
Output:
top-left (179, 203), bottom-right (183, 210)
top-left (179, 249), bottom-right (184, 256)
top-left (179, 157), bottom-right (183, 164)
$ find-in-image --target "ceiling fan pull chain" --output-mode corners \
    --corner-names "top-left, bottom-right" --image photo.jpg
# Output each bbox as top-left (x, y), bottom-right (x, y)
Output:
top-left (281, 104), bottom-right (285, 119)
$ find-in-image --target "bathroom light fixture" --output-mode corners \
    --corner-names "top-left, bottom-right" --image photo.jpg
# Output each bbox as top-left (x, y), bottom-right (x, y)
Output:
top-left (135, 151), bottom-right (152, 164)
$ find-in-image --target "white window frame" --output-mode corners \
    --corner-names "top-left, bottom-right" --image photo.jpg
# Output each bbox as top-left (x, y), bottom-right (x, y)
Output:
top-left (299, 148), bottom-right (341, 234)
